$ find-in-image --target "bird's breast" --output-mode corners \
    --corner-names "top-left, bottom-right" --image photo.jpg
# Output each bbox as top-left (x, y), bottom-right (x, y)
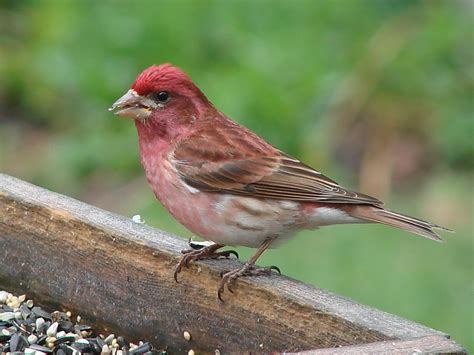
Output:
top-left (141, 155), bottom-right (306, 247)
top-left (140, 150), bottom-right (363, 248)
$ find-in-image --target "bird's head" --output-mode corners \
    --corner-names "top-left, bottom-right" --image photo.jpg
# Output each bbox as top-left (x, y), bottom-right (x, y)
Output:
top-left (110, 64), bottom-right (211, 127)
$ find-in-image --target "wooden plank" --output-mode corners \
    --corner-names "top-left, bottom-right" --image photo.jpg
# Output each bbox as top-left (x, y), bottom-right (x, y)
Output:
top-left (305, 335), bottom-right (466, 354)
top-left (0, 174), bottom-right (465, 353)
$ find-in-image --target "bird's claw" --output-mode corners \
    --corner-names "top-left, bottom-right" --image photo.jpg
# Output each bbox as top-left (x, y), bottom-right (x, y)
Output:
top-left (217, 264), bottom-right (282, 301)
top-left (174, 249), bottom-right (204, 282)
top-left (269, 265), bottom-right (281, 275)
top-left (174, 253), bottom-right (196, 282)
top-left (217, 250), bottom-right (239, 259)
top-left (174, 243), bottom-right (238, 283)
top-left (174, 264), bottom-right (182, 283)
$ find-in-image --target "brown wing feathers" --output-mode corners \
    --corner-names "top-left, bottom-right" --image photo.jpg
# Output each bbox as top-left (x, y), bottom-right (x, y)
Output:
top-left (173, 122), bottom-right (383, 206)
top-left (172, 117), bottom-right (452, 241)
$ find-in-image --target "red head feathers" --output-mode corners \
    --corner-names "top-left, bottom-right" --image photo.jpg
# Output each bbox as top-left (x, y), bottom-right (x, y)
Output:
top-left (131, 64), bottom-right (209, 105)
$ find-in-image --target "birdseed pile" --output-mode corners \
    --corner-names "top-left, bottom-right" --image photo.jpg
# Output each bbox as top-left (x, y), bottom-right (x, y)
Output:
top-left (0, 290), bottom-right (166, 355)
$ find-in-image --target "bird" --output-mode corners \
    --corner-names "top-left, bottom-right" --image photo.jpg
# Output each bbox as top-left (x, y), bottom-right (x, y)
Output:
top-left (109, 63), bottom-right (451, 301)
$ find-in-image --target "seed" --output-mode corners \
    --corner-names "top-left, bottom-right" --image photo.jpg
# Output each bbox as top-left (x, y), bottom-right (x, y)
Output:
top-left (0, 290), bottom-right (168, 354)
top-left (10, 333), bottom-right (28, 352)
top-left (20, 304), bottom-right (32, 319)
top-left (58, 320), bottom-right (74, 333)
top-left (28, 334), bottom-right (38, 344)
top-left (29, 344), bottom-right (52, 353)
top-left (104, 334), bottom-right (115, 344)
top-left (36, 317), bottom-right (45, 330)
top-left (47, 322), bottom-right (59, 336)
top-left (95, 336), bottom-right (106, 349)
top-left (9, 295), bottom-right (18, 302)
top-left (0, 290), bottom-right (9, 303)
top-left (46, 336), bottom-right (57, 343)
top-left (29, 344), bottom-right (53, 353)
top-left (8, 296), bottom-right (20, 309)
top-left (10, 301), bottom-right (21, 309)
top-left (0, 311), bottom-right (15, 321)
top-left (54, 335), bottom-right (76, 347)
top-left (132, 214), bottom-right (145, 223)
top-left (56, 331), bottom-right (66, 338)
top-left (129, 342), bottom-right (151, 354)
top-left (117, 336), bottom-right (128, 348)
top-left (32, 306), bottom-right (52, 320)
top-left (183, 331), bottom-right (191, 341)
top-left (66, 332), bottom-right (78, 338)
top-left (188, 350), bottom-right (195, 355)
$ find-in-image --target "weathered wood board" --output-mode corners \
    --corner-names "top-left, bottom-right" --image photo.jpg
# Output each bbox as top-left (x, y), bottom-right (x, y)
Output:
top-left (0, 174), bottom-right (466, 353)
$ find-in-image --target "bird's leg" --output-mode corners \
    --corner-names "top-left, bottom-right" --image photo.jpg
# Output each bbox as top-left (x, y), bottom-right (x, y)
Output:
top-left (218, 237), bottom-right (280, 301)
top-left (174, 242), bottom-right (238, 282)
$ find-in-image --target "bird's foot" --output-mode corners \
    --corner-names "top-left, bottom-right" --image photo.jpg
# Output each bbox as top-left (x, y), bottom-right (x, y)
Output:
top-left (174, 243), bottom-right (238, 282)
top-left (218, 263), bottom-right (281, 301)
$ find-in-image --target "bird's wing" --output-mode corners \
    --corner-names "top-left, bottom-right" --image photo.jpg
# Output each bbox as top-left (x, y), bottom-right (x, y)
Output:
top-left (172, 122), bottom-right (383, 206)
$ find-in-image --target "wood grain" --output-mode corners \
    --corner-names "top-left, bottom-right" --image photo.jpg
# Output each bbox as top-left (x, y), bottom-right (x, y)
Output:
top-left (0, 174), bottom-right (465, 353)
top-left (306, 335), bottom-right (466, 354)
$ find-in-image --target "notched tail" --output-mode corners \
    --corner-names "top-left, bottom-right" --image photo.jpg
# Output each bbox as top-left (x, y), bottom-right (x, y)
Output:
top-left (351, 206), bottom-right (453, 242)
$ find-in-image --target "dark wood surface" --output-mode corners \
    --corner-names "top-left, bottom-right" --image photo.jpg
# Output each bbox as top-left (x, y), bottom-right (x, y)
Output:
top-left (0, 174), bottom-right (465, 353)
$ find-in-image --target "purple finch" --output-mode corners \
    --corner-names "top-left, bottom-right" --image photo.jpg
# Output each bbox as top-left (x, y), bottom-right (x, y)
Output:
top-left (110, 64), bottom-right (450, 300)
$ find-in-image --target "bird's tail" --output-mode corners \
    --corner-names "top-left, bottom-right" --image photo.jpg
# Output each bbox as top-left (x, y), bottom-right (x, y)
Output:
top-left (350, 206), bottom-right (453, 242)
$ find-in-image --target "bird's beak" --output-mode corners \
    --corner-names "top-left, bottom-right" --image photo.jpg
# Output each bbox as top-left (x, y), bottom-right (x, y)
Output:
top-left (109, 89), bottom-right (154, 121)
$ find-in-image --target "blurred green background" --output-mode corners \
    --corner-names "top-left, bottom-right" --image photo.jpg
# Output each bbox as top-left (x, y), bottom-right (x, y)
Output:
top-left (0, 0), bottom-right (472, 351)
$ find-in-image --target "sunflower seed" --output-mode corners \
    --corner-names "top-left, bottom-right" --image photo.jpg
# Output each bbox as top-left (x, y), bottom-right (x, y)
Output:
top-left (27, 334), bottom-right (38, 344)
top-left (0, 311), bottom-right (15, 321)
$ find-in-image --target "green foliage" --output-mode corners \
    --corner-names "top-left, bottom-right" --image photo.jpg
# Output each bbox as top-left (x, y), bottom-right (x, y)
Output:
top-left (0, 0), bottom-right (472, 351)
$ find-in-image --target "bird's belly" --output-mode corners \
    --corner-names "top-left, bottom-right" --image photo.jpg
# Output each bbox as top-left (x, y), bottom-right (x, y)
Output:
top-left (206, 196), bottom-right (304, 247)
top-left (146, 161), bottom-right (364, 248)
top-left (169, 193), bottom-right (302, 247)
top-left (147, 162), bottom-right (304, 247)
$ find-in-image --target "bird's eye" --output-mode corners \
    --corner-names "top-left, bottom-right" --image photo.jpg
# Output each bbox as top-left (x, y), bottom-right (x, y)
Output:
top-left (153, 91), bottom-right (170, 103)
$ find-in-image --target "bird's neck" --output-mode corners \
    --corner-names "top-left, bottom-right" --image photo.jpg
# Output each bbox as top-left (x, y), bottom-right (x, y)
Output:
top-left (135, 118), bottom-right (183, 158)
top-left (134, 119), bottom-right (178, 194)
top-left (134, 103), bottom-right (218, 156)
